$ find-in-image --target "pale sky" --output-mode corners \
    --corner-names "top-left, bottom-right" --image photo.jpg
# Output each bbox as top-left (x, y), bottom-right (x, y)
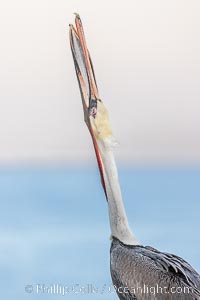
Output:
top-left (0, 0), bottom-right (200, 164)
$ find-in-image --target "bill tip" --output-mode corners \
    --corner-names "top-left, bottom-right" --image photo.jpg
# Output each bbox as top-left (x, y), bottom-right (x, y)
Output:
top-left (74, 12), bottom-right (80, 19)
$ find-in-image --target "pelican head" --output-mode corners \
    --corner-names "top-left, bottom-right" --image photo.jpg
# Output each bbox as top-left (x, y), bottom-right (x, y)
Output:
top-left (69, 14), bottom-right (113, 198)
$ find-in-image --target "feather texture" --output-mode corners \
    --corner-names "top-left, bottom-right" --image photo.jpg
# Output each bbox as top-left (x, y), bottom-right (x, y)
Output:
top-left (110, 238), bottom-right (200, 300)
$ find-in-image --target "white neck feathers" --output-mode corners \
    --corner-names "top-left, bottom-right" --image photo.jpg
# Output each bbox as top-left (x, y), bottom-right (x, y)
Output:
top-left (97, 136), bottom-right (139, 245)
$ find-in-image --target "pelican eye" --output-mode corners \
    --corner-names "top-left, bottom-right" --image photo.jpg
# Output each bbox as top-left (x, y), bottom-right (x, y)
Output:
top-left (89, 99), bottom-right (97, 118)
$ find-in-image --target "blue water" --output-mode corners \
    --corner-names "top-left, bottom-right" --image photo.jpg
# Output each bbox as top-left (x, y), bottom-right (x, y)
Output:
top-left (0, 165), bottom-right (200, 299)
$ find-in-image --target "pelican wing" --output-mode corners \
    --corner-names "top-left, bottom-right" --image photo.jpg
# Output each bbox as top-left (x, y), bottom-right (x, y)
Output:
top-left (110, 238), bottom-right (200, 300)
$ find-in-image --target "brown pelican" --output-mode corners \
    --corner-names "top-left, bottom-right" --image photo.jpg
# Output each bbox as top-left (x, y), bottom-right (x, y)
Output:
top-left (69, 14), bottom-right (200, 300)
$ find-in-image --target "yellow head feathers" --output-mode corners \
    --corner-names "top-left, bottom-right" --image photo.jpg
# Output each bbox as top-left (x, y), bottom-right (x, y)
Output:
top-left (90, 100), bottom-right (112, 139)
